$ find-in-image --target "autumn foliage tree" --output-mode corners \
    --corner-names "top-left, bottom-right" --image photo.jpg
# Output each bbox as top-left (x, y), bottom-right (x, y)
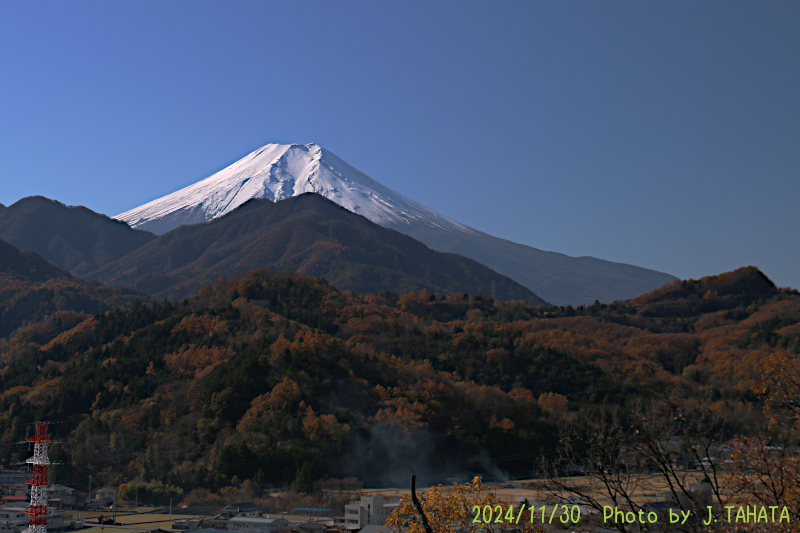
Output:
top-left (387, 476), bottom-right (544, 533)
top-left (723, 350), bottom-right (800, 532)
top-left (537, 392), bottom-right (568, 415)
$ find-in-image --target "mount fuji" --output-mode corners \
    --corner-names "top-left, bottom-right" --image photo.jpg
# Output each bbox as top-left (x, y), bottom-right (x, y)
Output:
top-left (117, 143), bottom-right (471, 237)
top-left (116, 143), bottom-right (677, 305)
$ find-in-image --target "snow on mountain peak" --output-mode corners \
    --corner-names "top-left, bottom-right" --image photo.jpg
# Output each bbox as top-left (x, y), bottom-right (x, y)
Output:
top-left (115, 142), bottom-right (474, 236)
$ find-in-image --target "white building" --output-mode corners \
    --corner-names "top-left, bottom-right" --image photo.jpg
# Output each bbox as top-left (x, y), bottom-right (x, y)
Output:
top-left (0, 506), bottom-right (26, 533)
top-left (0, 505), bottom-right (66, 533)
top-left (343, 496), bottom-right (397, 530)
top-left (95, 488), bottom-right (117, 506)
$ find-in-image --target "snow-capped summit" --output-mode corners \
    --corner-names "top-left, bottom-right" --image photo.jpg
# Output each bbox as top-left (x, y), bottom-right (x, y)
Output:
top-left (116, 142), bottom-right (474, 236)
top-left (116, 141), bottom-right (678, 306)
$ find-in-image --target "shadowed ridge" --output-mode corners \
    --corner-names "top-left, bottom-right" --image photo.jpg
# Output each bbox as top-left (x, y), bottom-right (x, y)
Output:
top-left (0, 238), bottom-right (146, 339)
top-left (0, 196), bottom-right (157, 276)
top-left (0, 238), bottom-right (71, 282)
top-left (632, 266), bottom-right (776, 305)
top-left (90, 193), bottom-right (549, 305)
top-left (113, 142), bottom-right (678, 305)
top-left (626, 266), bottom-right (778, 318)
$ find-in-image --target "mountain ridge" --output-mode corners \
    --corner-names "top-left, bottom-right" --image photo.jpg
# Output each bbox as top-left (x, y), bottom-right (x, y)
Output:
top-left (92, 193), bottom-right (547, 304)
top-left (114, 142), bottom-right (677, 305)
top-left (116, 143), bottom-right (474, 237)
top-left (0, 196), bottom-right (156, 276)
top-left (0, 238), bottom-right (71, 282)
top-left (1, 264), bottom-right (796, 490)
top-left (0, 238), bottom-right (145, 339)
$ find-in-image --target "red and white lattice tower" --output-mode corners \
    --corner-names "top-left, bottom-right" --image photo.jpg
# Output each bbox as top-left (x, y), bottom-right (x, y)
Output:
top-left (24, 422), bottom-right (51, 533)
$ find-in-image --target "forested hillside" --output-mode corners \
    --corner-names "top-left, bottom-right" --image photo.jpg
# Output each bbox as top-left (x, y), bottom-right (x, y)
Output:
top-left (0, 239), bottom-right (144, 341)
top-left (0, 197), bottom-right (156, 276)
top-left (87, 194), bottom-right (546, 304)
top-left (0, 266), bottom-right (797, 496)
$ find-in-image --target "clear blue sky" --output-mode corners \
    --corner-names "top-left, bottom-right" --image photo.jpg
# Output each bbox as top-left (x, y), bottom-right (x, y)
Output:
top-left (1, 1), bottom-right (798, 289)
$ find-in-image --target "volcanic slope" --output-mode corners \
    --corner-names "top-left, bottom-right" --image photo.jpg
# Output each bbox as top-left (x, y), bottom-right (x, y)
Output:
top-left (94, 193), bottom-right (547, 304)
top-left (115, 142), bottom-right (676, 305)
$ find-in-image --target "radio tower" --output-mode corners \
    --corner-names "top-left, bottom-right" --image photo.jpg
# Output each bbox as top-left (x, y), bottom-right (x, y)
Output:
top-left (24, 422), bottom-right (51, 533)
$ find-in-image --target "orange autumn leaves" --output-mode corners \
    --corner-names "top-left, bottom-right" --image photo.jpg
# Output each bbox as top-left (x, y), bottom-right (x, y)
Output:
top-left (164, 345), bottom-right (235, 378)
top-left (236, 377), bottom-right (349, 452)
top-left (164, 315), bottom-right (235, 377)
top-left (386, 476), bottom-right (544, 533)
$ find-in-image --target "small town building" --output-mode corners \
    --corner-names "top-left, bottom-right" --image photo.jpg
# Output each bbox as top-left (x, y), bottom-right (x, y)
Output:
top-left (173, 519), bottom-right (202, 530)
top-left (95, 488), bottom-right (117, 506)
top-left (221, 503), bottom-right (264, 518)
top-left (46, 485), bottom-right (83, 509)
top-left (206, 512), bottom-right (235, 529)
top-left (296, 523), bottom-right (327, 533)
top-left (0, 493), bottom-right (27, 507)
top-left (356, 526), bottom-right (391, 533)
top-left (229, 517), bottom-right (290, 533)
top-left (0, 505), bottom-right (26, 533)
top-left (0, 504), bottom-right (67, 532)
top-left (343, 496), bottom-right (396, 530)
top-left (0, 473), bottom-right (27, 487)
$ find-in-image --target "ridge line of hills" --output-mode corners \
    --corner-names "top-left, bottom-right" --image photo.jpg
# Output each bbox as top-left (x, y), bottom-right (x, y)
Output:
top-left (0, 250), bottom-right (796, 490)
top-left (112, 142), bottom-right (679, 305)
top-left (1, 162), bottom-right (797, 499)
top-left (0, 194), bottom-right (546, 305)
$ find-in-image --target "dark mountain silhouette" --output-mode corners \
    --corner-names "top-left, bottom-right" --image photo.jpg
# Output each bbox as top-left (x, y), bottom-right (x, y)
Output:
top-left (115, 142), bottom-right (678, 306)
top-left (629, 266), bottom-right (778, 317)
top-left (402, 225), bottom-right (677, 306)
top-left (0, 196), bottom-right (156, 276)
top-left (0, 238), bottom-right (70, 282)
top-left (88, 193), bottom-right (548, 304)
top-left (0, 239), bottom-right (144, 338)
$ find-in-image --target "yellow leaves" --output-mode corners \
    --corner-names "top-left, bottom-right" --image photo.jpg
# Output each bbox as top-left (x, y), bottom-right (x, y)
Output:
top-left (302, 405), bottom-right (348, 442)
top-left (269, 334), bottom-right (292, 363)
top-left (42, 316), bottom-right (96, 350)
top-left (756, 349), bottom-right (800, 417)
top-left (237, 378), bottom-right (301, 437)
top-left (465, 309), bottom-right (484, 322)
top-left (212, 319), bottom-right (229, 336)
top-left (507, 387), bottom-right (536, 406)
top-left (104, 379), bottom-right (124, 393)
top-left (267, 377), bottom-right (302, 411)
top-left (374, 384), bottom-right (404, 401)
top-left (386, 477), bottom-right (543, 533)
top-left (537, 392), bottom-right (568, 415)
top-left (90, 392), bottom-right (102, 411)
top-left (291, 330), bottom-right (334, 357)
top-left (0, 385), bottom-right (30, 399)
top-left (710, 400), bottom-right (728, 415)
top-left (722, 346), bottom-right (800, 530)
top-left (488, 414), bottom-right (514, 431)
top-left (268, 330), bottom-right (339, 364)
top-left (164, 344), bottom-right (234, 377)
top-left (171, 314), bottom-right (218, 337)
top-left (374, 399), bottom-right (431, 431)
